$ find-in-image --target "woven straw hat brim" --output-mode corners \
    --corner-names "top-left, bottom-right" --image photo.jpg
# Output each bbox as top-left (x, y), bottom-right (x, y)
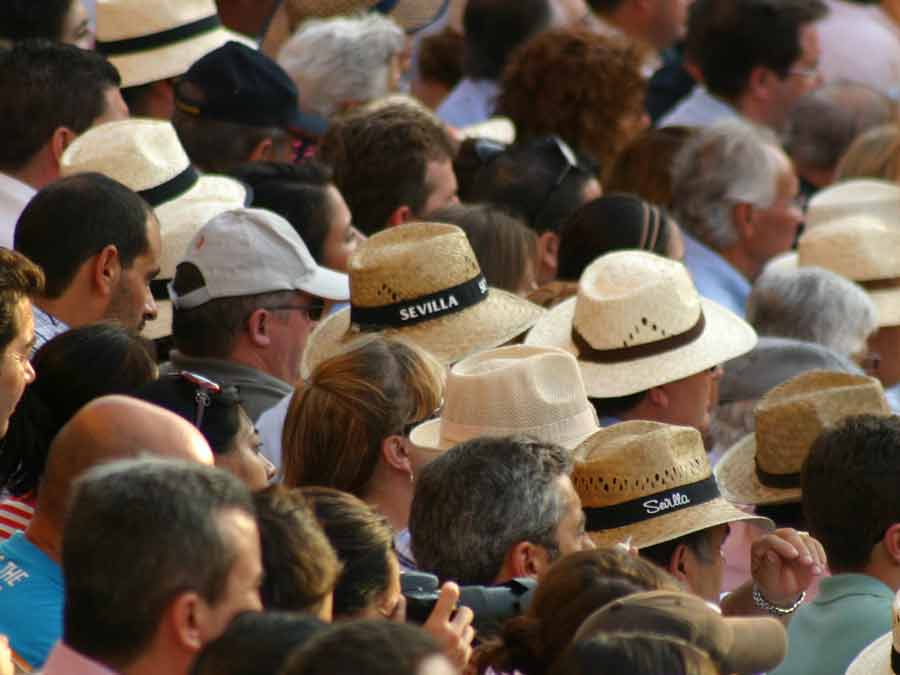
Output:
top-left (524, 296), bottom-right (757, 398)
top-left (111, 28), bottom-right (255, 88)
top-left (587, 497), bottom-right (773, 550)
top-left (408, 415), bottom-right (599, 452)
top-left (713, 433), bottom-right (802, 507)
top-left (294, 0), bottom-right (447, 30)
top-left (300, 289), bottom-right (544, 379)
top-left (846, 632), bottom-right (891, 675)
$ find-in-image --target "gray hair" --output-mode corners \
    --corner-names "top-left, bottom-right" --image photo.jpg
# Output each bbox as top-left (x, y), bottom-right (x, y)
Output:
top-left (747, 265), bottom-right (877, 357)
top-left (784, 81), bottom-right (896, 172)
top-left (278, 13), bottom-right (405, 120)
top-left (409, 435), bottom-right (573, 586)
top-left (671, 119), bottom-right (784, 249)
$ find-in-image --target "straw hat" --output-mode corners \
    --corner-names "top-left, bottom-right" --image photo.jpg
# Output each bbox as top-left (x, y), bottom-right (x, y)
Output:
top-left (409, 345), bottom-right (600, 451)
top-left (573, 420), bottom-right (772, 549)
top-left (96, 0), bottom-right (255, 88)
top-left (845, 590), bottom-right (900, 675)
top-left (805, 179), bottom-right (900, 231)
top-left (287, 0), bottom-right (449, 32)
top-left (714, 370), bottom-right (889, 506)
top-left (525, 251), bottom-right (757, 398)
top-left (773, 216), bottom-right (900, 327)
top-left (300, 222), bottom-right (544, 378)
top-left (60, 118), bottom-right (250, 340)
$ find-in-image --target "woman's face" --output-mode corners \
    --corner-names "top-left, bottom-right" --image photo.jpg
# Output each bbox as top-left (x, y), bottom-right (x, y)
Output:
top-left (321, 185), bottom-right (365, 273)
top-left (216, 407), bottom-right (276, 491)
top-left (61, 0), bottom-right (94, 49)
top-left (353, 550), bottom-right (403, 620)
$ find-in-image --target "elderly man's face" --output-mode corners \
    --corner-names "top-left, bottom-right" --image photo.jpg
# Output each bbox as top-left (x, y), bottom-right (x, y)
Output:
top-left (555, 475), bottom-right (595, 557)
top-left (746, 162), bottom-right (803, 268)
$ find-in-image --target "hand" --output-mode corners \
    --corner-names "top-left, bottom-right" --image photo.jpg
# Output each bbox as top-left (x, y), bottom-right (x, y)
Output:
top-left (751, 528), bottom-right (827, 606)
top-left (423, 582), bottom-right (476, 670)
top-left (0, 635), bottom-right (14, 675)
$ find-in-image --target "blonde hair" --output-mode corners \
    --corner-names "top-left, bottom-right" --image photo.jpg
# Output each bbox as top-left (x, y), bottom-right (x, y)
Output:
top-left (837, 123), bottom-right (900, 182)
top-left (282, 336), bottom-right (443, 494)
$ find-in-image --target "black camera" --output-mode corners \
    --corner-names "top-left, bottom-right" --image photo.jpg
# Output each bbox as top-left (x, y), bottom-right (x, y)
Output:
top-left (401, 571), bottom-right (536, 634)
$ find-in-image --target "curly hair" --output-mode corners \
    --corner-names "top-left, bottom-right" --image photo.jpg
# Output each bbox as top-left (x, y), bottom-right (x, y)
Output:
top-left (497, 28), bottom-right (647, 175)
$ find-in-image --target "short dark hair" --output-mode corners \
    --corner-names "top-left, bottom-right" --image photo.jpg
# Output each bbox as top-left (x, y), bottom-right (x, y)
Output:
top-left (802, 414), bottom-right (900, 573)
top-left (318, 103), bottom-right (455, 235)
top-left (466, 137), bottom-right (597, 235)
top-left (14, 173), bottom-right (152, 299)
top-left (281, 620), bottom-right (443, 675)
top-left (639, 527), bottom-right (718, 570)
top-left (0, 249), bottom-right (43, 355)
top-left (586, 0), bottom-right (627, 12)
top-left (0, 0), bottom-right (74, 43)
top-left (300, 487), bottom-right (395, 618)
top-left (410, 435), bottom-right (573, 586)
top-left (588, 392), bottom-right (648, 421)
top-left (550, 633), bottom-right (704, 675)
top-left (0, 322), bottom-right (156, 497)
top-left (228, 161), bottom-right (335, 263)
top-left (62, 458), bottom-right (256, 668)
top-left (173, 110), bottom-right (290, 174)
top-left (191, 611), bottom-right (325, 675)
top-left (0, 40), bottom-right (121, 171)
top-left (686, 0), bottom-right (827, 101)
top-left (462, 0), bottom-right (553, 79)
top-left (254, 486), bottom-right (341, 615)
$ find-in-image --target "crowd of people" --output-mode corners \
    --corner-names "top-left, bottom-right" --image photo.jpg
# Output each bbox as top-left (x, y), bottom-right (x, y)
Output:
top-left (2, 0), bottom-right (900, 674)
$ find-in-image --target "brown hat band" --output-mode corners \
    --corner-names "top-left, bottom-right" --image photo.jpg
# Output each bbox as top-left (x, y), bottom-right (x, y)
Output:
top-left (754, 457), bottom-right (800, 489)
top-left (583, 475), bottom-right (719, 531)
top-left (350, 273), bottom-right (488, 330)
top-left (859, 277), bottom-right (900, 292)
top-left (572, 312), bottom-right (705, 365)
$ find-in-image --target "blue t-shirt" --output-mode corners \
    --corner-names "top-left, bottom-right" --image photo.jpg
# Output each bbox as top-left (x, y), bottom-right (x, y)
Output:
top-left (0, 532), bottom-right (63, 670)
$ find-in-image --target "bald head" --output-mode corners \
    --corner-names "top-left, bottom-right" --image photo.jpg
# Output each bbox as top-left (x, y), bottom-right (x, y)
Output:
top-left (37, 395), bottom-right (214, 525)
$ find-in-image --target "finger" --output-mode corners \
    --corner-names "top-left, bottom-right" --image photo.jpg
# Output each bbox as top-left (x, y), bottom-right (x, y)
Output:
top-left (462, 624), bottom-right (476, 647)
top-left (429, 582), bottom-right (460, 624)
top-left (450, 604), bottom-right (474, 632)
top-left (755, 533), bottom-right (801, 562)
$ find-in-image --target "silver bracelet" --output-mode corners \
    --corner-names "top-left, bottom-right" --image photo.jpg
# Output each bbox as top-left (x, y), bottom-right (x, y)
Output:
top-left (752, 583), bottom-right (805, 616)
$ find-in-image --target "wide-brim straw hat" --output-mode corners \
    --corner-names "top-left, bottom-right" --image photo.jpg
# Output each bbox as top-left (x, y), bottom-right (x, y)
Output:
top-left (97, 0), bottom-right (256, 88)
top-left (409, 345), bottom-right (599, 451)
top-left (573, 421), bottom-right (772, 549)
top-left (805, 179), bottom-right (900, 231)
top-left (845, 590), bottom-right (900, 675)
top-left (715, 370), bottom-right (889, 506)
top-left (525, 250), bottom-right (757, 398)
top-left (301, 222), bottom-right (544, 378)
top-left (287, 0), bottom-right (449, 32)
top-left (769, 216), bottom-right (900, 327)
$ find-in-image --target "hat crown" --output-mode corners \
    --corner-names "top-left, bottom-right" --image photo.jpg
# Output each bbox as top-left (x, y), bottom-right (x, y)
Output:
top-left (805, 178), bottom-right (900, 231)
top-left (574, 421), bottom-right (710, 508)
top-left (799, 217), bottom-right (900, 281)
top-left (349, 223), bottom-right (483, 307)
top-left (97, 0), bottom-right (219, 40)
top-left (573, 251), bottom-right (702, 350)
top-left (753, 370), bottom-right (889, 476)
top-left (60, 119), bottom-right (190, 193)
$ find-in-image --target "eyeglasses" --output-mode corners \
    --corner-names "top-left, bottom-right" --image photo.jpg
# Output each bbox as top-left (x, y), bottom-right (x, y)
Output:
top-left (471, 137), bottom-right (508, 165)
top-left (180, 370), bottom-right (221, 429)
top-left (264, 302), bottom-right (326, 321)
top-left (531, 136), bottom-right (581, 230)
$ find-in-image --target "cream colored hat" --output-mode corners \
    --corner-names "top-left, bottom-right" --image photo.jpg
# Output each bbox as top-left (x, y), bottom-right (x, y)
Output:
top-left (775, 216), bottom-right (900, 327)
top-left (96, 0), bottom-right (256, 88)
top-left (715, 371), bottom-right (889, 506)
top-left (287, 0), bottom-right (448, 32)
top-left (573, 421), bottom-right (772, 549)
top-left (525, 250), bottom-right (757, 398)
top-left (60, 118), bottom-right (250, 340)
top-left (805, 179), bottom-right (900, 231)
top-left (300, 222), bottom-right (544, 378)
top-left (845, 590), bottom-right (900, 675)
top-left (409, 345), bottom-right (600, 451)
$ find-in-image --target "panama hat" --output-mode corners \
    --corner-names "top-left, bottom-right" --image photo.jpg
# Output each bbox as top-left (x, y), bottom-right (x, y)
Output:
top-left (300, 222), bottom-right (544, 378)
top-left (714, 371), bottom-right (889, 506)
top-left (804, 179), bottom-right (900, 231)
top-left (286, 0), bottom-right (449, 32)
top-left (525, 250), bottom-right (757, 398)
top-left (96, 0), bottom-right (256, 88)
top-left (573, 420), bottom-right (772, 549)
top-left (845, 590), bottom-right (900, 675)
top-left (59, 118), bottom-right (251, 339)
top-left (409, 345), bottom-right (600, 452)
top-left (575, 590), bottom-right (788, 675)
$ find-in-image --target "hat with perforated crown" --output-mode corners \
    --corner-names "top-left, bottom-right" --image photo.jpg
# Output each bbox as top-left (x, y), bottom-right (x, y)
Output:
top-left (300, 222), bottom-right (545, 378)
top-left (525, 250), bottom-right (757, 398)
top-left (573, 421), bottom-right (772, 549)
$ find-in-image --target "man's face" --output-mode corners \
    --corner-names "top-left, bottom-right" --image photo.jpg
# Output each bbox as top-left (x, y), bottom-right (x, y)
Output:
top-left (198, 508), bottom-right (264, 643)
top-left (649, 0), bottom-right (693, 51)
top-left (0, 298), bottom-right (35, 438)
top-left (868, 325), bottom-right (900, 389)
top-left (766, 23), bottom-right (823, 130)
top-left (681, 524), bottom-right (729, 603)
top-left (746, 157), bottom-right (803, 268)
top-left (555, 475), bottom-right (596, 556)
top-left (105, 212), bottom-right (161, 332)
top-left (420, 158), bottom-right (459, 217)
top-left (657, 365), bottom-right (724, 434)
top-left (265, 290), bottom-right (321, 383)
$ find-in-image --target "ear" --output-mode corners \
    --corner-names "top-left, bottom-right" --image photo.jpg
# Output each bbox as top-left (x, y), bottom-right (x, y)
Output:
top-left (386, 206), bottom-right (413, 227)
top-left (668, 542), bottom-right (695, 584)
top-left (245, 308), bottom-right (273, 348)
top-left (504, 540), bottom-right (553, 580)
top-left (248, 137), bottom-right (273, 162)
top-left (92, 244), bottom-right (121, 297)
top-left (882, 523), bottom-right (900, 565)
top-left (536, 231), bottom-right (560, 279)
top-left (746, 65), bottom-right (776, 100)
top-left (647, 385), bottom-right (670, 410)
top-left (167, 592), bottom-right (205, 653)
top-left (381, 434), bottom-right (412, 475)
top-left (49, 126), bottom-right (78, 167)
top-left (731, 202), bottom-right (755, 242)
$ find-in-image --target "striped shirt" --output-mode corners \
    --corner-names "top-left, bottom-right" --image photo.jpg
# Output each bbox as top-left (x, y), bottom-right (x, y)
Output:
top-left (0, 495), bottom-right (35, 540)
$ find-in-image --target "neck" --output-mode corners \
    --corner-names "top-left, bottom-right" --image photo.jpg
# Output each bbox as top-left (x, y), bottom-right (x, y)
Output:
top-left (858, 546), bottom-right (900, 593)
top-left (227, 343), bottom-right (290, 384)
top-left (599, 6), bottom-right (655, 49)
top-left (363, 467), bottom-right (413, 532)
top-left (734, 91), bottom-right (781, 133)
top-left (35, 293), bottom-right (102, 330)
top-left (796, 165), bottom-right (834, 190)
top-left (718, 244), bottom-right (760, 282)
top-left (119, 650), bottom-right (189, 675)
top-left (884, 0), bottom-right (900, 26)
top-left (24, 514), bottom-right (61, 563)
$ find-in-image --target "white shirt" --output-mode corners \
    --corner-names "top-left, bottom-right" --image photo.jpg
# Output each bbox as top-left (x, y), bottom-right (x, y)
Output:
top-left (0, 173), bottom-right (35, 249)
top-left (257, 392), bottom-right (292, 479)
top-left (657, 85), bottom-right (738, 129)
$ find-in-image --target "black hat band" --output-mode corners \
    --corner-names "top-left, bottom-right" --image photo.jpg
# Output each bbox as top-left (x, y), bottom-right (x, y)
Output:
top-left (137, 165), bottom-right (199, 207)
top-left (572, 311), bottom-right (705, 365)
top-left (98, 15), bottom-right (221, 56)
